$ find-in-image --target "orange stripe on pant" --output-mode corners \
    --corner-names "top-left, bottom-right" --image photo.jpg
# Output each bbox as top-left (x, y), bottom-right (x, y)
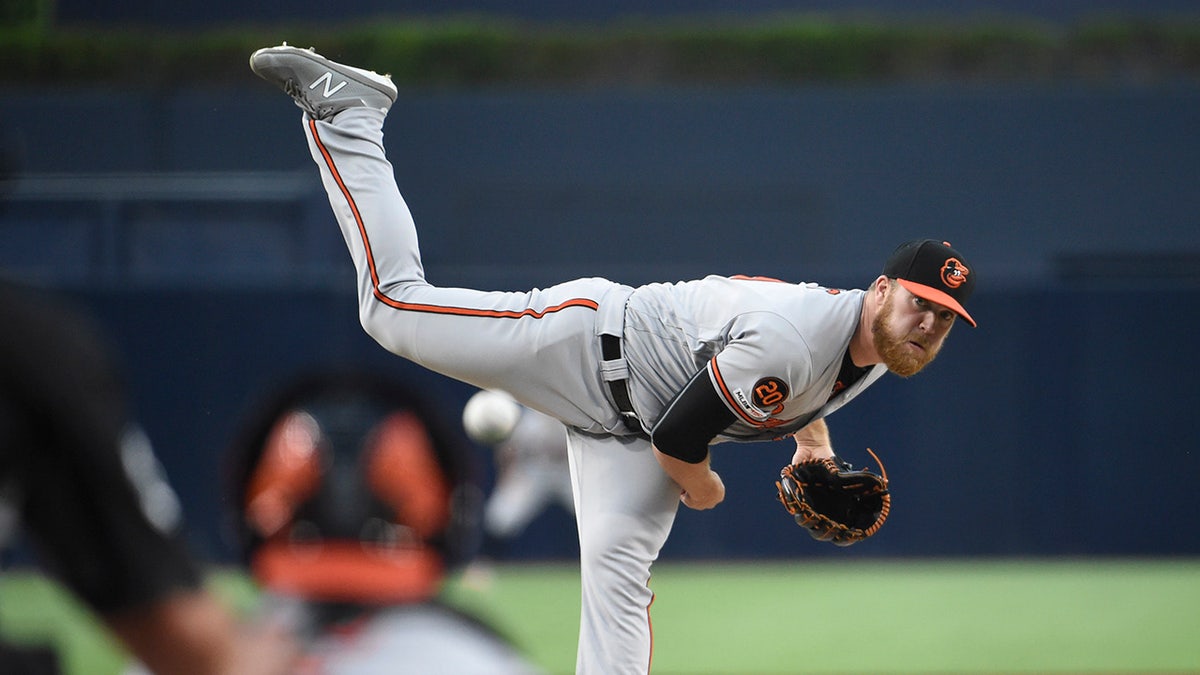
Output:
top-left (308, 116), bottom-right (599, 319)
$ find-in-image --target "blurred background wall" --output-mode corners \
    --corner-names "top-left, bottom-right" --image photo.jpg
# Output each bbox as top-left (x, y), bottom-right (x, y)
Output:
top-left (2, 1), bottom-right (1198, 563)
top-left (48, 0), bottom-right (1200, 26)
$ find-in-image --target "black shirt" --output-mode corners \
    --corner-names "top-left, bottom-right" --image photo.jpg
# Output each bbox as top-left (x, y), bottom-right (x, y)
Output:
top-left (829, 349), bottom-right (869, 401)
top-left (0, 279), bottom-right (200, 614)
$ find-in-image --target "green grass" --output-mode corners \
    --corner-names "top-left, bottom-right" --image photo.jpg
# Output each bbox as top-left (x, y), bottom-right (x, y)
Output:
top-left (3, 559), bottom-right (1198, 674)
top-left (0, 572), bottom-right (126, 675)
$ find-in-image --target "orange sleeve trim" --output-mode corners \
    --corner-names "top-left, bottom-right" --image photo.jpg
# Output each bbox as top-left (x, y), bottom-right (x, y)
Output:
top-left (730, 274), bottom-right (786, 283)
top-left (709, 358), bottom-right (763, 426)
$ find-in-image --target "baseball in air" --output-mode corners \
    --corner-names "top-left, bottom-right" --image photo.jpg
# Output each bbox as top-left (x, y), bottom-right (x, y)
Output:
top-left (462, 390), bottom-right (523, 445)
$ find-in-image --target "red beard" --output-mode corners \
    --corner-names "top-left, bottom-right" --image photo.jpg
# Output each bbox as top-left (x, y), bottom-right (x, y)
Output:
top-left (872, 294), bottom-right (941, 377)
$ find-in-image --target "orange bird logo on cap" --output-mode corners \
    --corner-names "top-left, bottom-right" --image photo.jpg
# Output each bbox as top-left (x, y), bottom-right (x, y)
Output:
top-left (941, 258), bottom-right (970, 289)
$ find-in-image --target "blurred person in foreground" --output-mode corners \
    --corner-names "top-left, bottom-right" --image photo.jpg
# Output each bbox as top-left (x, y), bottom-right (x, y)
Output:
top-left (224, 370), bottom-right (544, 674)
top-left (0, 277), bottom-right (297, 675)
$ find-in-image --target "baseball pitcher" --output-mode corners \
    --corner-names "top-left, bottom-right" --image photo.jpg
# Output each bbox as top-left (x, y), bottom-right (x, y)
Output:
top-left (250, 44), bottom-right (977, 675)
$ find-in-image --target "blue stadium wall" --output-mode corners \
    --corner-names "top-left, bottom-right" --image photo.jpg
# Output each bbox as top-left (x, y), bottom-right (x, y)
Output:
top-left (3, 82), bottom-right (1198, 562)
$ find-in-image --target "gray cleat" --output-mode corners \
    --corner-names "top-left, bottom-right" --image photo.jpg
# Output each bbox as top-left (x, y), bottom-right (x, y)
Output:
top-left (249, 43), bottom-right (397, 119)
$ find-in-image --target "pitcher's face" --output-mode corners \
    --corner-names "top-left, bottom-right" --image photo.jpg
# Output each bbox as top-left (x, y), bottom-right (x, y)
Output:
top-left (872, 283), bottom-right (956, 377)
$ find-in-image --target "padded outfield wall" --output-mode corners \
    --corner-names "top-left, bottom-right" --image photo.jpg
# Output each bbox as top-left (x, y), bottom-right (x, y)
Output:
top-left (2, 83), bottom-right (1197, 561)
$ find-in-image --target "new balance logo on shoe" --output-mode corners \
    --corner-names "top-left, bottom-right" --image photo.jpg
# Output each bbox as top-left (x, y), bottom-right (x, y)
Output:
top-left (251, 44), bottom-right (397, 118)
top-left (309, 71), bottom-right (348, 98)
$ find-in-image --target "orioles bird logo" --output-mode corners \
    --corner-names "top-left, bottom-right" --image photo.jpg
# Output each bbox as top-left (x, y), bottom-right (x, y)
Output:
top-left (940, 257), bottom-right (969, 289)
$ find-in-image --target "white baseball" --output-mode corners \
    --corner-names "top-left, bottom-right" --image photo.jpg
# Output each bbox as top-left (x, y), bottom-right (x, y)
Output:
top-left (462, 389), bottom-right (523, 445)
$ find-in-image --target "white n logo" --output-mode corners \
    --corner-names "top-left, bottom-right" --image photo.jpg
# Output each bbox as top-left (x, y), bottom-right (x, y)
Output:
top-left (309, 71), bottom-right (347, 98)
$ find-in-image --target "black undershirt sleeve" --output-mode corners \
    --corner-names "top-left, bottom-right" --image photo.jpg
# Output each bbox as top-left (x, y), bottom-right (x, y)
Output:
top-left (650, 365), bottom-right (736, 464)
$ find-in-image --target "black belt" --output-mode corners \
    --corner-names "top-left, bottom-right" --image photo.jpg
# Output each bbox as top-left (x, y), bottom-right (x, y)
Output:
top-left (601, 334), bottom-right (642, 432)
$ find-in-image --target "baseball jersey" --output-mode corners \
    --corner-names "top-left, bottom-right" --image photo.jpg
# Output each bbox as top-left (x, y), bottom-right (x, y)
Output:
top-left (622, 275), bottom-right (888, 442)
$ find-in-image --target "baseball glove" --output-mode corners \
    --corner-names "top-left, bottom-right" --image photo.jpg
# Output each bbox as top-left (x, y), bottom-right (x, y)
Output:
top-left (776, 448), bottom-right (890, 547)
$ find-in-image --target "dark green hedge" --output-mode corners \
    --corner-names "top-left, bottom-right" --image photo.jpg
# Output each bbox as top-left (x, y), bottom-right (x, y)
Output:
top-left (3, 14), bottom-right (1200, 86)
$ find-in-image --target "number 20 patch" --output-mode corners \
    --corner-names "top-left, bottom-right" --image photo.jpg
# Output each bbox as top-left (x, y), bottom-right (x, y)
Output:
top-left (751, 376), bottom-right (788, 413)
top-left (731, 375), bottom-right (790, 423)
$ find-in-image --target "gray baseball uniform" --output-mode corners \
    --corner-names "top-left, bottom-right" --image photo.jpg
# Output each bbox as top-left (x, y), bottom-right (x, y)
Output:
top-left (300, 107), bottom-right (887, 674)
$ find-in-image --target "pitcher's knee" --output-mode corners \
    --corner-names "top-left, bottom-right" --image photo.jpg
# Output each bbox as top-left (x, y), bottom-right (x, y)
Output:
top-left (579, 535), bottom-right (656, 601)
top-left (357, 292), bottom-right (418, 355)
top-left (358, 309), bottom-right (396, 352)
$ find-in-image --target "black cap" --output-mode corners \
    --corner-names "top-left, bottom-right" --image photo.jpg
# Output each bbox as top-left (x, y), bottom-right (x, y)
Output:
top-left (882, 239), bottom-right (977, 327)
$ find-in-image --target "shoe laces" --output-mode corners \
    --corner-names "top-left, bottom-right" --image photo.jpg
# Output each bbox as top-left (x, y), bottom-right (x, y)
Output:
top-left (281, 79), bottom-right (316, 114)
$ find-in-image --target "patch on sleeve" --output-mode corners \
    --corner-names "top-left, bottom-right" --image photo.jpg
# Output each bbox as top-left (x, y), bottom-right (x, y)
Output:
top-left (752, 377), bottom-right (789, 410)
top-left (732, 376), bottom-right (789, 421)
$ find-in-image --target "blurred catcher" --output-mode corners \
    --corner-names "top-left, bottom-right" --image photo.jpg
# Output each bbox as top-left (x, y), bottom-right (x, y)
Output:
top-left (225, 371), bottom-right (543, 674)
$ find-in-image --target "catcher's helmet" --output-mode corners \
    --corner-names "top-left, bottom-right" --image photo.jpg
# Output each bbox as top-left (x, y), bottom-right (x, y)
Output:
top-left (226, 371), bottom-right (480, 604)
